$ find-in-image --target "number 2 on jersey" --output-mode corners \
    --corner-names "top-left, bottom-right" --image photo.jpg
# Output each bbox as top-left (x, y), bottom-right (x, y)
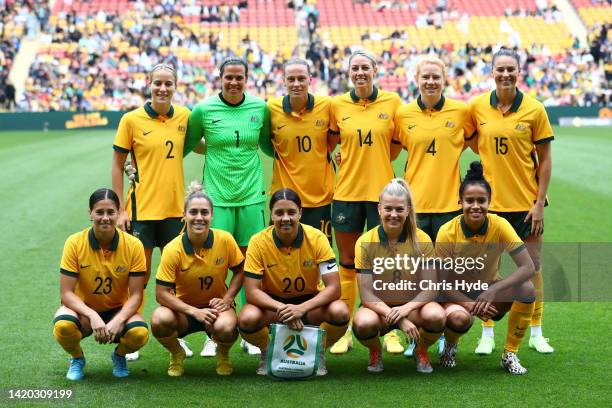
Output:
top-left (165, 140), bottom-right (174, 159)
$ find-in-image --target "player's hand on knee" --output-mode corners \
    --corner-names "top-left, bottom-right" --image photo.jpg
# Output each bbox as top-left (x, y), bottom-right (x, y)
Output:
top-left (193, 307), bottom-right (218, 326)
top-left (90, 314), bottom-right (109, 344)
top-left (209, 297), bottom-right (231, 313)
top-left (471, 290), bottom-right (496, 318)
top-left (399, 318), bottom-right (419, 342)
top-left (286, 318), bottom-right (304, 331)
top-left (277, 304), bottom-right (305, 323)
top-left (105, 317), bottom-right (125, 343)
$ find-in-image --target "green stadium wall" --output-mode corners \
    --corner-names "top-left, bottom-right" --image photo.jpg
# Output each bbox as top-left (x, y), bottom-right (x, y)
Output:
top-left (0, 107), bottom-right (608, 131)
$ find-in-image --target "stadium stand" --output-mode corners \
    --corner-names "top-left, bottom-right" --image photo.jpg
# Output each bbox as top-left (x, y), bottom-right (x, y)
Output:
top-left (3, 0), bottom-right (610, 111)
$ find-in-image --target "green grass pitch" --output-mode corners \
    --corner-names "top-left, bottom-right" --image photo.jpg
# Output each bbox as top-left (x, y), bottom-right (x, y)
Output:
top-left (0, 127), bottom-right (610, 406)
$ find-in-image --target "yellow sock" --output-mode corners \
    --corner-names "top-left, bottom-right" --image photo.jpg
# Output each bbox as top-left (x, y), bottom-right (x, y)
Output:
top-left (416, 327), bottom-right (442, 351)
top-left (339, 264), bottom-right (357, 324)
top-left (239, 327), bottom-right (269, 350)
top-left (213, 336), bottom-right (237, 353)
top-left (321, 321), bottom-right (349, 347)
top-left (356, 334), bottom-right (381, 351)
top-left (504, 301), bottom-right (535, 353)
top-left (531, 269), bottom-right (543, 326)
top-left (116, 322), bottom-right (149, 356)
top-left (53, 316), bottom-right (83, 358)
top-left (156, 330), bottom-right (181, 354)
top-left (444, 327), bottom-right (467, 345)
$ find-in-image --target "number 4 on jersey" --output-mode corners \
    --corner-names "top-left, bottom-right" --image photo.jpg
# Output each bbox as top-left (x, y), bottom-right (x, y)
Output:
top-left (426, 138), bottom-right (437, 156)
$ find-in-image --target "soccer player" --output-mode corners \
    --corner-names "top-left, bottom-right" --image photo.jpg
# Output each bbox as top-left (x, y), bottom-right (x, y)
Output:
top-left (151, 182), bottom-right (244, 377)
top-left (353, 179), bottom-right (445, 373)
top-left (111, 63), bottom-right (192, 360)
top-left (466, 48), bottom-right (554, 355)
top-left (268, 58), bottom-right (335, 242)
top-left (328, 50), bottom-right (403, 355)
top-left (238, 188), bottom-right (349, 376)
top-left (393, 56), bottom-right (472, 357)
top-left (53, 189), bottom-right (148, 380)
top-left (184, 58), bottom-right (272, 357)
top-left (435, 161), bottom-right (536, 374)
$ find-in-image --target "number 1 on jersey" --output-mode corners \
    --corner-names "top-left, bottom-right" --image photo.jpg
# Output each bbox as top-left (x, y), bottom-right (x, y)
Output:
top-left (235, 130), bottom-right (240, 147)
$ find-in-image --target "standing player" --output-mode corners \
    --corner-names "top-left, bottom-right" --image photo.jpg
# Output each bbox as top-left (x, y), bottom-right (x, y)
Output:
top-left (393, 56), bottom-right (472, 357)
top-left (53, 189), bottom-right (148, 380)
top-left (435, 162), bottom-right (536, 374)
top-left (328, 50), bottom-right (403, 355)
top-left (268, 58), bottom-right (335, 242)
top-left (184, 58), bottom-right (272, 357)
top-left (151, 182), bottom-right (244, 377)
top-left (466, 48), bottom-right (554, 355)
top-left (353, 179), bottom-right (445, 373)
top-left (238, 188), bottom-right (349, 376)
top-left (112, 63), bottom-right (192, 360)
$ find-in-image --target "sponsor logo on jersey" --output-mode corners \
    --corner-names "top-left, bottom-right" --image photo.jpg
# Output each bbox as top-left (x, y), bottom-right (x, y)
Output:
top-left (251, 115), bottom-right (259, 122)
top-left (116, 266), bottom-right (127, 273)
top-left (408, 123), bottom-right (417, 130)
top-left (445, 120), bottom-right (455, 128)
top-left (143, 130), bottom-right (153, 136)
top-left (215, 257), bottom-right (224, 265)
top-left (378, 112), bottom-right (389, 120)
top-left (283, 334), bottom-right (308, 358)
top-left (515, 123), bottom-right (526, 131)
top-left (303, 259), bottom-right (314, 268)
top-left (178, 124), bottom-right (186, 133)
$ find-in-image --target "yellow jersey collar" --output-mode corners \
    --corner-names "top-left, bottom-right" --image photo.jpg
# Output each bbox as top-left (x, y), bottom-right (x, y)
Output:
top-left (272, 224), bottom-right (304, 249)
top-left (490, 89), bottom-right (523, 113)
top-left (88, 228), bottom-right (119, 251)
top-left (460, 216), bottom-right (489, 238)
top-left (377, 225), bottom-right (408, 244)
top-left (144, 101), bottom-right (174, 119)
top-left (417, 95), bottom-right (445, 111)
top-left (282, 93), bottom-right (315, 113)
top-left (181, 230), bottom-right (214, 254)
top-left (350, 86), bottom-right (378, 103)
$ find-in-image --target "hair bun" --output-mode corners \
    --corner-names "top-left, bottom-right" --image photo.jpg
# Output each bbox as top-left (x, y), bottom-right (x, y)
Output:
top-left (465, 161), bottom-right (485, 181)
top-left (187, 180), bottom-right (204, 195)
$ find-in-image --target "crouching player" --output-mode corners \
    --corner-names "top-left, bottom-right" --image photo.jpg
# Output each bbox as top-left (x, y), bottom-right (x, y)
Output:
top-left (53, 188), bottom-right (149, 380)
top-left (435, 162), bottom-right (536, 374)
top-left (238, 188), bottom-right (349, 376)
top-left (151, 182), bottom-right (244, 376)
top-left (353, 179), bottom-right (445, 373)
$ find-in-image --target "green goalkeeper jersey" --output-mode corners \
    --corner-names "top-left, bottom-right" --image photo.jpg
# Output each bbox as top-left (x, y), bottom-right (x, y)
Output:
top-left (186, 93), bottom-right (272, 207)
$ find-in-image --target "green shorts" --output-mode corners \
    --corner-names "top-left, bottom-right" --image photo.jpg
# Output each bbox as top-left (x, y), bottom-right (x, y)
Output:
top-left (417, 210), bottom-right (462, 242)
top-left (301, 204), bottom-right (332, 244)
top-left (332, 200), bottom-right (379, 233)
top-left (491, 211), bottom-right (537, 240)
top-left (212, 203), bottom-right (266, 246)
top-left (132, 218), bottom-right (184, 249)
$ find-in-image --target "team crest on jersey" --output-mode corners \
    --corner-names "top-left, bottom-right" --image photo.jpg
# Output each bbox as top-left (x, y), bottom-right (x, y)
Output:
top-left (303, 259), bottom-right (315, 268)
top-left (116, 266), bottom-right (127, 273)
top-left (178, 124), bottom-right (186, 133)
top-left (315, 119), bottom-right (325, 128)
top-left (251, 115), bottom-right (259, 122)
top-left (445, 120), bottom-right (455, 128)
top-left (378, 112), bottom-right (389, 120)
top-left (215, 257), bottom-right (224, 265)
top-left (335, 213), bottom-right (347, 224)
top-left (515, 123), bottom-right (527, 131)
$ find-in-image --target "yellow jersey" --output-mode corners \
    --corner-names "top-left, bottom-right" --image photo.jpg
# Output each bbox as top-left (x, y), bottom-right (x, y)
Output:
top-left (155, 229), bottom-right (244, 308)
top-left (113, 102), bottom-right (190, 220)
top-left (60, 228), bottom-right (146, 312)
top-left (466, 90), bottom-right (554, 212)
top-left (355, 225), bottom-right (434, 305)
top-left (244, 224), bottom-right (336, 299)
top-left (435, 214), bottom-right (525, 283)
top-left (268, 94), bottom-right (335, 207)
top-left (395, 96), bottom-right (469, 213)
top-left (330, 87), bottom-right (401, 202)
